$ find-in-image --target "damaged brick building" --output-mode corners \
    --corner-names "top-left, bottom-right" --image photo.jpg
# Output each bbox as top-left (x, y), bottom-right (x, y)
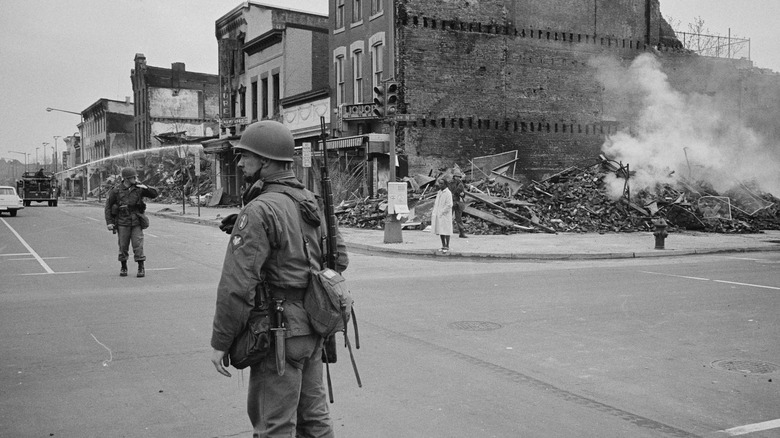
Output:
top-left (359, 0), bottom-right (780, 182)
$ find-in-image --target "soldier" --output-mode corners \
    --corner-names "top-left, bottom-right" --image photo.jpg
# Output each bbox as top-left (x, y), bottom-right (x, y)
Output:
top-left (104, 167), bottom-right (158, 277)
top-left (449, 168), bottom-right (468, 238)
top-left (210, 120), bottom-right (349, 437)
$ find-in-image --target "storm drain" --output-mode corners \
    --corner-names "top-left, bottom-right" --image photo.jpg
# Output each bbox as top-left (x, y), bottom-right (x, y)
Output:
top-left (449, 321), bottom-right (502, 331)
top-left (711, 359), bottom-right (780, 374)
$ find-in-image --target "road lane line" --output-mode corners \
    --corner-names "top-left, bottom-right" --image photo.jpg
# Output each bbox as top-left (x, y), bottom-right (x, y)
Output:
top-left (713, 280), bottom-right (780, 290)
top-left (21, 271), bottom-right (87, 276)
top-left (1, 218), bottom-right (54, 274)
top-left (641, 271), bottom-right (779, 291)
top-left (0, 253), bottom-right (30, 257)
top-left (640, 271), bottom-right (710, 281)
top-left (85, 216), bottom-right (100, 222)
top-left (719, 418), bottom-right (780, 436)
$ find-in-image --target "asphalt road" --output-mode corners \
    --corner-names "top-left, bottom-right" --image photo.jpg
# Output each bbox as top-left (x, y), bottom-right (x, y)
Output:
top-left (1, 204), bottom-right (778, 437)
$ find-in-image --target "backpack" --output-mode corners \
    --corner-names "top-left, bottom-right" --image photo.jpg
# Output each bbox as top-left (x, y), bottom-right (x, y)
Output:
top-left (282, 190), bottom-right (362, 400)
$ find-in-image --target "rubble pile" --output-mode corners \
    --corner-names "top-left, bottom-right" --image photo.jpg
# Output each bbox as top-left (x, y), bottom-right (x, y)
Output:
top-left (96, 155), bottom-right (214, 205)
top-left (337, 158), bottom-right (780, 235)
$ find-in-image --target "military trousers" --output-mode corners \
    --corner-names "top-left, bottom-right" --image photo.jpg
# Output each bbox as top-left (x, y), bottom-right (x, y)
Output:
top-left (116, 225), bottom-right (145, 262)
top-left (453, 205), bottom-right (465, 234)
top-left (248, 334), bottom-right (333, 438)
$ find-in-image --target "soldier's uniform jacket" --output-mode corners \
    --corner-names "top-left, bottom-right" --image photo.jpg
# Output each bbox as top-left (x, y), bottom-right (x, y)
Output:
top-left (210, 170), bottom-right (349, 352)
top-left (448, 178), bottom-right (466, 210)
top-left (104, 183), bottom-right (159, 228)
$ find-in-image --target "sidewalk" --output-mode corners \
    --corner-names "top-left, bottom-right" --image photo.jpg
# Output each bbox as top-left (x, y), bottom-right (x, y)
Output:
top-left (85, 199), bottom-right (780, 260)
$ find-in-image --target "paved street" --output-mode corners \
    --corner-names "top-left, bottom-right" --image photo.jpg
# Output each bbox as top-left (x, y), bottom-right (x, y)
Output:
top-left (1, 203), bottom-right (779, 437)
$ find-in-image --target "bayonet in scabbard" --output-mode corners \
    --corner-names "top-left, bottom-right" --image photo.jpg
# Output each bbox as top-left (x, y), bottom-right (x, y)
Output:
top-left (272, 298), bottom-right (286, 376)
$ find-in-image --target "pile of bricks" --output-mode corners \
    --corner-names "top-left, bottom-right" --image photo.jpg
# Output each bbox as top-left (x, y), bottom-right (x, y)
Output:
top-left (335, 159), bottom-right (780, 235)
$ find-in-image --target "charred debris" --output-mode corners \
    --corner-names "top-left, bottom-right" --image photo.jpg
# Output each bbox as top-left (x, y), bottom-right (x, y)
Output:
top-left (336, 156), bottom-right (780, 235)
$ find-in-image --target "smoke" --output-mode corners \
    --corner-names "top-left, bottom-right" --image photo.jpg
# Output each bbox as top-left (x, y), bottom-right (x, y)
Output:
top-left (591, 53), bottom-right (780, 200)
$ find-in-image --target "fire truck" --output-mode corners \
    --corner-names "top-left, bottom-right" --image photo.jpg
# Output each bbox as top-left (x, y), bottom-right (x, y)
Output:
top-left (17, 171), bottom-right (59, 207)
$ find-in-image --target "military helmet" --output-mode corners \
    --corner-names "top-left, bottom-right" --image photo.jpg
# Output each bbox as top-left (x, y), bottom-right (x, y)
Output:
top-left (121, 167), bottom-right (137, 179)
top-left (234, 120), bottom-right (295, 162)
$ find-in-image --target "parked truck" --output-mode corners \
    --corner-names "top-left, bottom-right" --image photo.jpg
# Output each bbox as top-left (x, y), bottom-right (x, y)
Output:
top-left (17, 170), bottom-right (59, 207)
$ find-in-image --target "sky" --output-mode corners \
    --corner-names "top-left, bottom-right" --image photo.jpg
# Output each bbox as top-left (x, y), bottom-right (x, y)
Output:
top-left (1, 0), bottom-right (778, 168)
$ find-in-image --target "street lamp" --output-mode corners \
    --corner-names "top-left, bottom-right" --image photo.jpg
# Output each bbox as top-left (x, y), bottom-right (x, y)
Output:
top-left (35, 147), bottom-right (39, 169)
top-left (10, 151), bottom-right (28, 174)
top-left (46, 107), bottom-right (85, 199)
top-left (53, 136), bottom-right (60, 174)
top-left (42, 142), bottom-right (49, 171)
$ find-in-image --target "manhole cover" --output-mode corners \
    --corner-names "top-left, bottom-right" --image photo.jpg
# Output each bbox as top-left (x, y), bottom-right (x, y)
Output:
top-left (711, 359), bottom-right (780, 374)
top-left (448, 321), bottom-right (502, 331)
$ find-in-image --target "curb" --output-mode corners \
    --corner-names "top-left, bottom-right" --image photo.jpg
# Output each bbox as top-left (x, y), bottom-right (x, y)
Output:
top-left (345, 241), bottom-right (780, 261)
top-left (68, 199), bottom-right (780, 261)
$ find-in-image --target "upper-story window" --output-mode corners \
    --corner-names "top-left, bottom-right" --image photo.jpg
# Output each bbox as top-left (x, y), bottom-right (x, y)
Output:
top-left (335, 55), bottom-right (345, 105)
top-left (353, 50), bottom-right (363, 103)
top-left (335, 0), bottom-right (345, 29)
top-left (371, 0), bottom-right (383, 15)
top-left (352, 0), bottom-right (362, 23)
top-left (371, 42), bottom-right (383, 89)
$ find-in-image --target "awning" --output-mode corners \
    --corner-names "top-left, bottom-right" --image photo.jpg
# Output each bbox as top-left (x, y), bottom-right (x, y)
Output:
top-left (202, 137), bottom-right (239, 154)
top-left (324, 135), bottom-right (366, 150)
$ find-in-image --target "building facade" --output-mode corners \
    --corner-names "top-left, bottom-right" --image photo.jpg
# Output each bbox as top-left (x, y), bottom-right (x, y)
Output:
top-left (329, 0), bottom-right (396, 196)
top-left (131, 54), bottom-right (220, 152)
top-left (204, 1), bottom-right (331, 203)
top-left (72, 98), bottom-right (134, 195)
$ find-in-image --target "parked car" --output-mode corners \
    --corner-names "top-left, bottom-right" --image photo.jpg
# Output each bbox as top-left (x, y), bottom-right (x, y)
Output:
top-left (0, 185), bottom-right (24, 216)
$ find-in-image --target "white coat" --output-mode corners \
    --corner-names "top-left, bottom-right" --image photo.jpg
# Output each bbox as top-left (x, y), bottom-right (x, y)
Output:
top-left (431, 187), bottom-right (453, 236)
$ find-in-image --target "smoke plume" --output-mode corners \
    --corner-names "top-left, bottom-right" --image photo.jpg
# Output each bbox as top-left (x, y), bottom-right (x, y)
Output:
top-left (591, 53), bottom-right (780, 200)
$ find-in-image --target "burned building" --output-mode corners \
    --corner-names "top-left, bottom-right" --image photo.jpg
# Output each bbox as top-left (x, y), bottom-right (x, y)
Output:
top-left (131, 54), bottom-right (220, 151)
top-left (331, 0), bottom-right (780, 190)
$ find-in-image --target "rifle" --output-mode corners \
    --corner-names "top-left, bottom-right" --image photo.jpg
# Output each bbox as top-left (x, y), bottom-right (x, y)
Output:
top-left (318, 116), bottom-right (362, 401)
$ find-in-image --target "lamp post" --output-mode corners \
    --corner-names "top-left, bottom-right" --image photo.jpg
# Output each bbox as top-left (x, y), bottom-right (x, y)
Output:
top-left (42, 142), bottom-right (50, 171)
top-left (53, 136), bottom-right (60, 174)
top-left (35, 148), bottom-right (39, 169)
top-left (10, 151), bottom-right (28, 174)
top-left (46, 107), bottom-right (85, 199)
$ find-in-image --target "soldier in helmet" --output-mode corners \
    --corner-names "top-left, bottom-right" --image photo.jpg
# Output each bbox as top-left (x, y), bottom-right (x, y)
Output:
top-left (210, 120), bottom-right (349, 437)
top-left (104, 167), bottom-right (158, 277)
top-left (448, 167), bottom-right (468, 238)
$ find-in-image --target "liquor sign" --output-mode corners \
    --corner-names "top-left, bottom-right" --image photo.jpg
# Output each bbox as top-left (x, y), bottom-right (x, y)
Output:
top-left (341, 103), bottom-right (379, 120)
top-left (302, 142), bottom-right (312, 168)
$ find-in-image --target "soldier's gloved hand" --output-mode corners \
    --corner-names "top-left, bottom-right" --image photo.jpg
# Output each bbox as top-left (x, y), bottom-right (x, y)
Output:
top-left (220, 214), bottom-right (238, 234)
top-left (107, 224), bottom-right (115, 232)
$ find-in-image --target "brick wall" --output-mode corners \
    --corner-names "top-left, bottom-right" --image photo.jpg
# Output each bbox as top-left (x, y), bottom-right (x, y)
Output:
top-left (397, 0), bottom-right (653, 179)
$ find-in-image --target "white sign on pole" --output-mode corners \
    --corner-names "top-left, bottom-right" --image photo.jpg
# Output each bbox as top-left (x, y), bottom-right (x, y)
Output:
top-left (302, 142), bottom-right (312, 168)
top-left (387, 182), bottom-right (409, 215)
top-left (194, 153), bottom-right (201, 176)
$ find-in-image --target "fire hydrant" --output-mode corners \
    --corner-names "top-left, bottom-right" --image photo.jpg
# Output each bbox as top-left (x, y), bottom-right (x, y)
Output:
top-left (652, 218), bottom-right (668, 250)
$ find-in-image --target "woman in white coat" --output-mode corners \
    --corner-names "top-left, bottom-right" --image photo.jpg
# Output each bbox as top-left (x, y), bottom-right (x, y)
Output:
top-left (431, 178), bottom-right (453, 253)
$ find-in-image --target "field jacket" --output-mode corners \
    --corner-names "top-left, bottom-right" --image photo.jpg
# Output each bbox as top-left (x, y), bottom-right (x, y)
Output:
top-left (211, 170), bottom-right (349, 352)
top-left (104, 184), bottom-right (158, 228)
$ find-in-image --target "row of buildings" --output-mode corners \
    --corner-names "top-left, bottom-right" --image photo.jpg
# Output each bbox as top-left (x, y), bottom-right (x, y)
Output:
top-left (56, 0), bottom-right (780, 204)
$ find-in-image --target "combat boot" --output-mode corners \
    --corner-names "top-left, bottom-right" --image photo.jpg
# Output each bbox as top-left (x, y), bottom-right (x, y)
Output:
top-left (137, 261), bottom-right (145, 278)
top-left (120, 261), bottom-right (128, 277)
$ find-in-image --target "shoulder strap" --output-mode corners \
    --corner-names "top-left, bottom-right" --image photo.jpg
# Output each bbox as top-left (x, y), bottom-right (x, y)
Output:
top-left (282, 192), bottom-right (362, 396)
